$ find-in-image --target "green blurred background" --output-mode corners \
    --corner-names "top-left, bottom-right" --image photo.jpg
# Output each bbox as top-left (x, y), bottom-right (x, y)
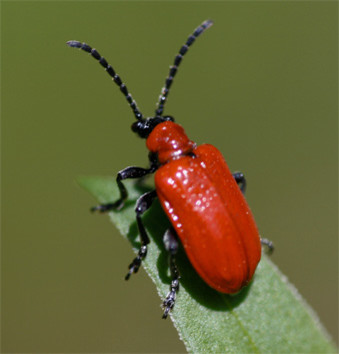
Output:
top-left (2, 1), bottom-right (337, 352)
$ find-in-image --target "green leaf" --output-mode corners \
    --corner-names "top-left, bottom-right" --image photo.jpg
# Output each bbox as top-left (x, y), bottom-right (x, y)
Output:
top-left (78, 176), bottom-right (336, 353)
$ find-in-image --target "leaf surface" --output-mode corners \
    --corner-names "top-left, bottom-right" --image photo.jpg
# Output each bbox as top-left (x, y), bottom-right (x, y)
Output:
top-left (78, 176), bottom-right (336, 353)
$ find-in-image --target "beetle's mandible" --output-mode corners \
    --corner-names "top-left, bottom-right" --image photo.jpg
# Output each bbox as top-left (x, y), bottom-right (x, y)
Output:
top-left (67, 20), bottom-right (273, 319)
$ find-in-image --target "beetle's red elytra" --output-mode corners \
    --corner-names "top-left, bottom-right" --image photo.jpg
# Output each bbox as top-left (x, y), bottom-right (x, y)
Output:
top-left (152, 125), bottom-right (261, 294)
top-left (67, 19), bottom-right (273, 318)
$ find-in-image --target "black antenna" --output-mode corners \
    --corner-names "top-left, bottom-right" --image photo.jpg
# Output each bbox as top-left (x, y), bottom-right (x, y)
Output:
top-left (155, 20), bottom-right (213, 117)
top-left (66, 41), bottom-right (143, 121)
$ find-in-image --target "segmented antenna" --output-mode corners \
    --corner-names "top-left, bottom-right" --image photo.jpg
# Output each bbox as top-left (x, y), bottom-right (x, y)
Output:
top-left (155, 20), bottom-right (213, 117)
top-left (67, 41), bottom-right (143, 121)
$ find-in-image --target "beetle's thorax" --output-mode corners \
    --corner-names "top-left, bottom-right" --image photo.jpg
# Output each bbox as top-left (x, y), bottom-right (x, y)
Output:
top-left (146, 121), bottom-right (196, 165)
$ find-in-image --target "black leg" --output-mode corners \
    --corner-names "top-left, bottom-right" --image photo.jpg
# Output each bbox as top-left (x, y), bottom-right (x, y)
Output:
top-left (261, 238), bottom-right (274, 254)
top-left (91, 166), bottom-right (154, 212)
top-left (233, 171), bottom-right (246, 194)
top-left (125, 190), bottom-right (157, 280)
top-left (162, 228), bottom-right (180, 319)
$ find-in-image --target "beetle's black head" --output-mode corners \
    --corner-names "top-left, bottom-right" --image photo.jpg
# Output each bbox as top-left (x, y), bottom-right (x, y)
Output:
top-left (131, 115), bottom-right (174, 138)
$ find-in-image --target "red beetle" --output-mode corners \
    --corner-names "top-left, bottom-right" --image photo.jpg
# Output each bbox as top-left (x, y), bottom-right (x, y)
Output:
top-left (67, 20), bottom-right (273, 318)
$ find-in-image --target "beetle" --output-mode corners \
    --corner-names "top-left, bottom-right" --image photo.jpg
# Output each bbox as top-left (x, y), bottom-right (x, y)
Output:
top-left (67, 20), bottom-right (273, 319)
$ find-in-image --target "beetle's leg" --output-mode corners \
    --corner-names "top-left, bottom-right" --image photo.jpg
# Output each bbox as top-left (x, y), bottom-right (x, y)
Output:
top-left (91, 166), bottom-right (154, 212)
top-left (162, 228), bottom-right (180, 319)
top-left (233, 171), bottom-right (246, 194)
top-left (125, 190), bottom-right (157, 280)
top-left (261, 238), bottom-right (274, 254)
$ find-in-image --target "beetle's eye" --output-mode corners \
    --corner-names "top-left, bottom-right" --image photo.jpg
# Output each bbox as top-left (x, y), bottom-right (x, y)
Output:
top-left (131, 120), bottom-right (147, 134)
top-left (131, 121), bottom-right (141, 133)
top-left (131, 120), bottom-right (152, 138)
top-left (163, 115), bottom-right (175, 122)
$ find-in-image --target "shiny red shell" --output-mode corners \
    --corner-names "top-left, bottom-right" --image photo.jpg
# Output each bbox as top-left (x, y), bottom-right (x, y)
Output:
top-left (146, 121), bottom-right (261, 293)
